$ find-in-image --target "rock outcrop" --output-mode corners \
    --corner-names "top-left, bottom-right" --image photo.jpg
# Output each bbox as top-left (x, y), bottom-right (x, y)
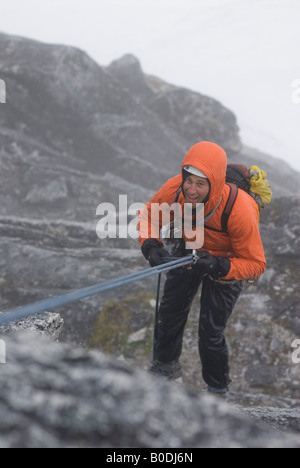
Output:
top-left (0, 311), bottom-right (63, 341)
top-left (0, 333), bottom-right (299, 449)
top-left (0, 31), bottom-right (298, 226)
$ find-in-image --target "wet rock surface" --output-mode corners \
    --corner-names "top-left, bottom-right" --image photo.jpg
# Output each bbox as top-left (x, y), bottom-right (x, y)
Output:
top-left (0, 333), bottom-right (299, 449)
top-left (0, 311), bottom-right (63, 341)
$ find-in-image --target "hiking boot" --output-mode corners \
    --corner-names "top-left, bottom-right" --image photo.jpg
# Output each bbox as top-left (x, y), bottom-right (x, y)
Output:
top-left (207, 385), bottom-right (229, 399)
top-left (149, 360), bottom-right (183, 380)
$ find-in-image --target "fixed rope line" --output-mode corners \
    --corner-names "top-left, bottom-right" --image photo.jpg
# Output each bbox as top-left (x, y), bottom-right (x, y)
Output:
top-left (0, 255), bottom-right (196, 327)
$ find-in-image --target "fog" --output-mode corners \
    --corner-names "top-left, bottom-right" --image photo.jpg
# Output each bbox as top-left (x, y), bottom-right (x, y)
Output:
top-left (1, 0), bottom-right (299, 171)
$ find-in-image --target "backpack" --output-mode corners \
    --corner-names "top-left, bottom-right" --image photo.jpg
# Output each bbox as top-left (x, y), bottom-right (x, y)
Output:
top-left (221, 164), bottom-right (251, 233)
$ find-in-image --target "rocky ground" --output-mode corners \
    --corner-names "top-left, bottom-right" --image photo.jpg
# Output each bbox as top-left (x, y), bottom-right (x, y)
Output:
top-left (0, 332), bottom-right (299, 449)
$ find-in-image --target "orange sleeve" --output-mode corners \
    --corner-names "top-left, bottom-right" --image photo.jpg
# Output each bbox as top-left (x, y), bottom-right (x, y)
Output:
top-left (138, 175), bottom-right (182, 247)
top-left (222, 192), bottom-right (266, 280)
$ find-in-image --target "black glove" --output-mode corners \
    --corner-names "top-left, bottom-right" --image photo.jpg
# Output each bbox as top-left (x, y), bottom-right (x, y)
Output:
top-left (141, 239), bottom-right (170, 267)
top-left (192, 251), bottom-right (231, 279)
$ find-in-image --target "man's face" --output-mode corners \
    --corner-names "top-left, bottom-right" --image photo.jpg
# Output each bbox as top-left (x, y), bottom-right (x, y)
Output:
top-left (183, 174), bottom-right (210, 208)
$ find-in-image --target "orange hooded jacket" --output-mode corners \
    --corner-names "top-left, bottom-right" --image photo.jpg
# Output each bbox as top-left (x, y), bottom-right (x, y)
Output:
top-left (138, 141), bottom-right (266, 281)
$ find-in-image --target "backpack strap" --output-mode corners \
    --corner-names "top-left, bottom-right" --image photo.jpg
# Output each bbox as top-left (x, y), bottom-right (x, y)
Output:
top-left (174, 186), bottom-right (182, 203)
top-left (221, 183), bottom-right (238, 232)
top-left (174, 183), bottom-right (238, 233)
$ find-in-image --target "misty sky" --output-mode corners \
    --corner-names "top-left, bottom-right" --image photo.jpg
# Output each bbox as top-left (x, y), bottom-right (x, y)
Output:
top-left (1, 0), bottom-right (300, 171)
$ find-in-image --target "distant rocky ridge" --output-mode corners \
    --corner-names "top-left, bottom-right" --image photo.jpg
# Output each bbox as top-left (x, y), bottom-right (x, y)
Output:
top-left (0, 32), bottom-right (299, 447)
top-left (0, 31), bottom-right (242, 223)
top-left (0, 31), bottom-right (298, 226)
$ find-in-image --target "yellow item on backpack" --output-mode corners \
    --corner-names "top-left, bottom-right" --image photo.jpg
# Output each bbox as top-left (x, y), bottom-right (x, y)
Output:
top-left (249, 166), bottom-right (272, 208)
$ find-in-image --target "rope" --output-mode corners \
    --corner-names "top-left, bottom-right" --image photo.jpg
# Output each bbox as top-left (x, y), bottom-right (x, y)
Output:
top-left (153, 272), bottom-right (162, 361)
top-left (0, 255), bottom-right (195, 327)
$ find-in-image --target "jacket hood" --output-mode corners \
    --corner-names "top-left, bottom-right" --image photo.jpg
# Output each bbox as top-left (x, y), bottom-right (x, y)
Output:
top-left (181, 141), bottom-right (227, 212)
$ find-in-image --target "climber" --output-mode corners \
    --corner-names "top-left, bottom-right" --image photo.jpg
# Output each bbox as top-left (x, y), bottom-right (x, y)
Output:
top-left (138, 141), bottom-right (268, 395)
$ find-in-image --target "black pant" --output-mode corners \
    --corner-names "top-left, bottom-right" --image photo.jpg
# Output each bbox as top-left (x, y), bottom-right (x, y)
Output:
top-left (154, 267), bottom-right (243, 389)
